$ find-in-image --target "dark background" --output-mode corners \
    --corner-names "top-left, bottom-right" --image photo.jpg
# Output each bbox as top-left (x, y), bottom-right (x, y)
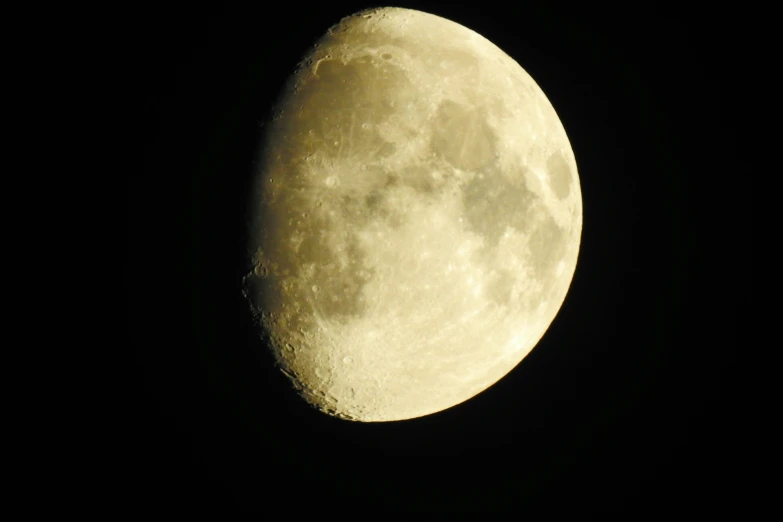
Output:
top-left (126, 2), bottom-right (751, 514)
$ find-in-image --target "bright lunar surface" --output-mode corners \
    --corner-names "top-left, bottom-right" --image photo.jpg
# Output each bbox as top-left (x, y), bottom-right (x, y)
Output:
top-left (243, 7), bottom-right (582, 422)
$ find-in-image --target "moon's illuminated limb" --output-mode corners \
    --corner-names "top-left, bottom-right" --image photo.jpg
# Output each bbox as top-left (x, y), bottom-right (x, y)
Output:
top-left (243, 7), bottom-right (582, 422)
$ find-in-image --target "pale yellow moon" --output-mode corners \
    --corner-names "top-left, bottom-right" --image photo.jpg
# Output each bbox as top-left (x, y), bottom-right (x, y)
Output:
top-left (243, 7), bottom-right (582, 421)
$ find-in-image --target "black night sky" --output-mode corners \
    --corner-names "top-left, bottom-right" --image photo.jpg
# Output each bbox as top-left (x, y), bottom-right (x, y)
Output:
top-left (126, 2), bottom-right (751, 514)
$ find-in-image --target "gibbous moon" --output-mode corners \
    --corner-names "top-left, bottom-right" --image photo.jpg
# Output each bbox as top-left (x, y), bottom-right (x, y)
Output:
top-left (243, 7), bottom-right (582, 421)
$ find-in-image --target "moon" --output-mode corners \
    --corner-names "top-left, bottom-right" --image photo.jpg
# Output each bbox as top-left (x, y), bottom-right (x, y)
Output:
top-left (243, 7), bottom-right (582, 422)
